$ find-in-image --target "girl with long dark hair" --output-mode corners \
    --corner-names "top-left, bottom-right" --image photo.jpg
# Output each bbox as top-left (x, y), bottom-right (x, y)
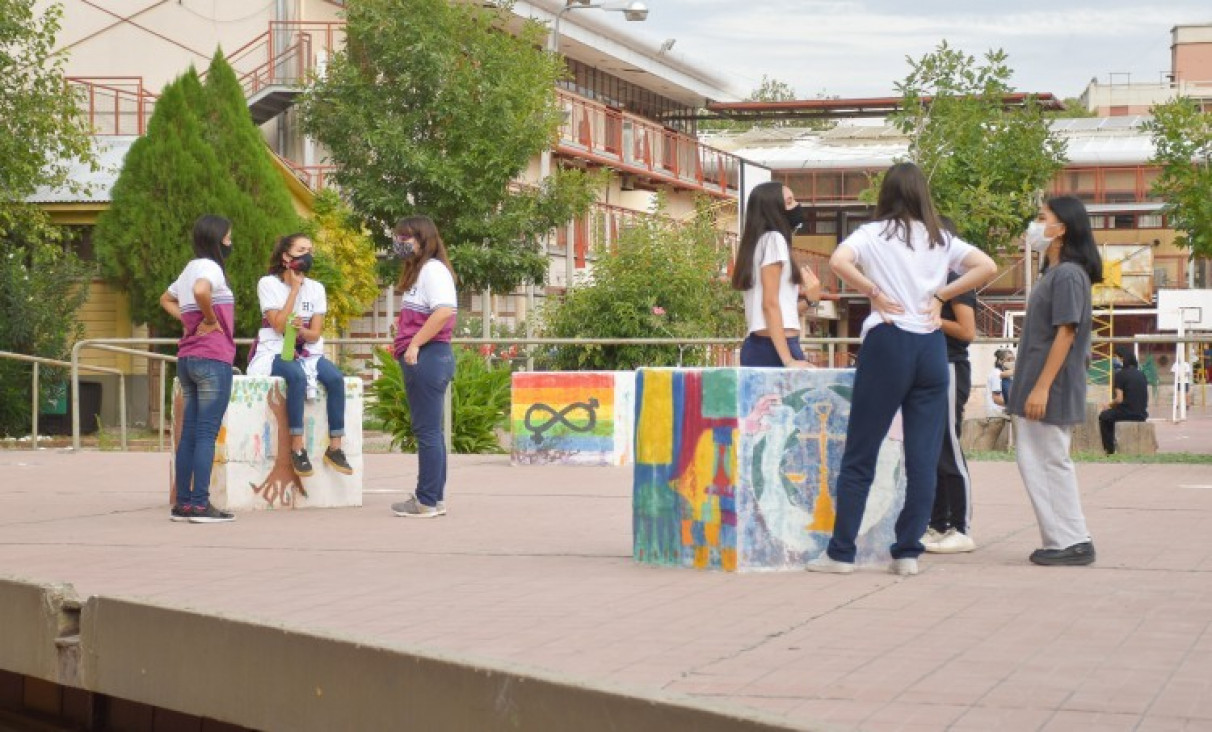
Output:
top-left (807, 163), bottom-right (996, 576)
top-left (1008, 195), bottom-right (1103, 566)
top-left (731, 181), bottom-right (820, 367)
top-left (159, 214), bottom-right (237, 524)
top-left (247, 233), bottom-right (354, 477)
top-left (390, 216), bottom-right (458, 519)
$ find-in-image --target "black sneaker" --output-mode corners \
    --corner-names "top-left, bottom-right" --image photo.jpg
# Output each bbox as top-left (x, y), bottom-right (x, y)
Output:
top-left (291, 449), bottom-right (314, 477)
top-left (170, 505), bottom-right (193, 522)
top-left (189, 503), bottom-right (236, 524)
top-left (1030, 542), bottom-right (1096, 566)
top-left (324, 447), bottom-right (354, 475)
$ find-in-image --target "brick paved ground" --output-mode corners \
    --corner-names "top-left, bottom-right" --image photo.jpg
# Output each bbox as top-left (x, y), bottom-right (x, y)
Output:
top-left (1, 445), bottom-right (1211, 731)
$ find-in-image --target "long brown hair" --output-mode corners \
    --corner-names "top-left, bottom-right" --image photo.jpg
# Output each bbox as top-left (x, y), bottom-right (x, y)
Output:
top-left (395, 216), bottom-right (456, 291)
top-left (874, 162), bottom-right (948, 249)
top-left (730, 181), bottom-right (802, 291)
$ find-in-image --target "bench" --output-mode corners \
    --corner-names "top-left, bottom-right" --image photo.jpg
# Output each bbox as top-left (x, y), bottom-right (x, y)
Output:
top-left (171, 376), bottom-right (363, 510)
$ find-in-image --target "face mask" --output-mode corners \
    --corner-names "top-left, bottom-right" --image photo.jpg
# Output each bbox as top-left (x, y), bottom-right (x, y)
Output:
top-left (288, 252), bottom-right (314, 274)
top-left (1025, 222), bottom-right (1053, 253)
top-left (393, 238), bottom-right (416, 258)
top-left (219, 242), bottom-right (232, 262)
top-left (783, 203), bottom-right (805, 232)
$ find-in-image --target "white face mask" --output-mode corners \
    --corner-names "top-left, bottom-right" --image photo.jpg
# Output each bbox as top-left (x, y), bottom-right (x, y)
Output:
top-left (1025, 221), bottom-right (1053, 253)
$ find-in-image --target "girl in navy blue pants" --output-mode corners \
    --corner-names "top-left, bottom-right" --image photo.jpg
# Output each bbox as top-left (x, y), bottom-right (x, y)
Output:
top-left (807, 163), bottom-right (997, 576)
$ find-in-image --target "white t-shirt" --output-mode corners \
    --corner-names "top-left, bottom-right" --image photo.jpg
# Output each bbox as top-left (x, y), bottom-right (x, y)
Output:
top-left (840, 221), bottom-right (977, 340)
top-left (985, 367), bottom-right (1005, 417)
top-left (742, 231), bottom-right (800, 334)
top-left (1172, 360), bottom-right (1192, 385)
top-left (166, 258), bottom-right (236, 363)
top-left (248, 275), bottom-right (328, 376)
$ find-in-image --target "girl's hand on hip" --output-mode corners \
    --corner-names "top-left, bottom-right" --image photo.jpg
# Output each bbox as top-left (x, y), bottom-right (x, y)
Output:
top-left (926, 296), bottom-right (943, 328)
top-left (1025, 387), bottom-right (1049, 420)
top-left (404, 344), bottom-right (420, 366)
top-left (873, 293), bottom-right (904, 323)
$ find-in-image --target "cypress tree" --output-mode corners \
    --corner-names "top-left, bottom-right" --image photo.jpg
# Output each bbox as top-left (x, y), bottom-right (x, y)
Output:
top-left (93, 69), bottom-right (235, 337)
top-left (201, 51), bottom-right (304, 338)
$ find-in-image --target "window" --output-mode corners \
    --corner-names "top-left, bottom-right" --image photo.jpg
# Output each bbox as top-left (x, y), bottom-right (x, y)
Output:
top-left (1090, 215), bottom-right (1108, 230)
top-left (1113, 214), bottom-right (1136, 230)
top-left (1139, 214), bottom-right (1164, 229)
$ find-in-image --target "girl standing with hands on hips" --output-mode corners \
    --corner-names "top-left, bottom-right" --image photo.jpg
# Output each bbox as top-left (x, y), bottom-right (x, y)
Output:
top-left (390, 216), bottom-right (458, 519)
top-left (1008, 196), bottom-right (1102, 566)
top-left (732, 181), bottom-right (821, 368)
top-left (247, 233), bottom-right (354, 478)
top-left (160, 215), bottom-right (238, 524)
top-left (807, 163), bottom-right (996, 576)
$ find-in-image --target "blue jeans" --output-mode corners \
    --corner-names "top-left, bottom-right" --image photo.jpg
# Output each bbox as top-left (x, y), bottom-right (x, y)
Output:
top-left (827, 325), bottom-right (949, 562)
top-left (400, 343), bottom-right (455, 507)
top-left (175, 357), bottom-right (233, 509)
top-left (739, 333), bottom-right (805, 366)
top-left (270, 356), bottom-right (346, 437)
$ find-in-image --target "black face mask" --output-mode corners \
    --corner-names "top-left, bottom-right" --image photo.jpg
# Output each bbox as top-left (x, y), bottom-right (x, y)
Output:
top-left (783, 204), bottom-right (805, 232)
top-left (288, 252), bottom-right (314, 274)
top-left (219, 243), bottom-right (232, 262)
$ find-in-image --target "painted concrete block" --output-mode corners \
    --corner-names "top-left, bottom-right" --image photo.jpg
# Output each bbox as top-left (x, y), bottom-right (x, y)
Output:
top-left (633, 368), bottom-right (906, 572)
top-left (171, 376), bottom-right (363, 511)
top-left (511, 371), bottom-right (635, 466)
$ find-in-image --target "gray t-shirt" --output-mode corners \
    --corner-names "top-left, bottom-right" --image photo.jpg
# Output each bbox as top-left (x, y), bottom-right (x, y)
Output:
top-left (1007, 262), bottom-right (1092, 426)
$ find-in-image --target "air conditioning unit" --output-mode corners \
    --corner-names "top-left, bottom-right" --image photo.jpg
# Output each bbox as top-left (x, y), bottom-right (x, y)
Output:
top-left (620, 173), bottom-right (638, 191)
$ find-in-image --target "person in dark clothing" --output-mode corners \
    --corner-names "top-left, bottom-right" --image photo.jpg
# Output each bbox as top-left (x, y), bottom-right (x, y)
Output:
top-left (924, 272), bottom-right (977, 553)
top-left (1099, 347), bottom-right (1149, 454)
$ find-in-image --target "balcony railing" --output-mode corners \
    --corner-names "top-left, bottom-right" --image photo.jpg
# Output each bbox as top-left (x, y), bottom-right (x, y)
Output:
top-left (555, 89), bottom-right (741, 198)
top-left (278, 155), bottom-right (337, 191)
top-left (222, 21), bottom-right (346, 99)
top-left (66, 77), bottom-right (156, 136)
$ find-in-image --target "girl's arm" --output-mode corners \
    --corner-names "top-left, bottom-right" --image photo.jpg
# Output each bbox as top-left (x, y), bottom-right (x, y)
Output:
top-left (830, 245), bottom-right (904, 321)
top-left (940, 300), bottom-right (976, 343)
top-left (1024, 324), bottom-right (1076, 420)
top-left (402, 307), bottom-right (456, 365)
top-left (264, 271), bottom-right (305, 334)
top-left (298, 313), bottom-right (325, 343)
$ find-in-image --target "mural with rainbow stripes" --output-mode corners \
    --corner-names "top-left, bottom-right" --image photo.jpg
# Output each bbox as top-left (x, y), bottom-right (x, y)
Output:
top-left (510, 372), bottom-right (635, 466)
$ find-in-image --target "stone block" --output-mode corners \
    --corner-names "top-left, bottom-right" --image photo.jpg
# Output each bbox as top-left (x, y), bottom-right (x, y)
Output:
top-left (961, 417), bottom-right (1012, 452)
top-left (171, 376), bottom-right (363, 511)
top-left (633, 367), bottom-right (906, 572)
top-left (511, 371), bottom-right (635, 466)
top-left (1115, 421), bottom-right (1158, 455)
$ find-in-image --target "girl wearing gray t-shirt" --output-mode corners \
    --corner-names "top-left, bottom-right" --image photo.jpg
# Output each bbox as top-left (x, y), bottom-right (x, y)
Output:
top-left (1009, 195), bottom-right (1103, 567)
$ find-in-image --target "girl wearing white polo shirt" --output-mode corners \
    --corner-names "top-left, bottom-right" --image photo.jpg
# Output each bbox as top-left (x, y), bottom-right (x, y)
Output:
top-left (248, 234), bottom-right (353, 478)
top-left (390, 216), bottom-right (458, 519)
top-left (731, 181), bottom-right (820, 367)
top-left (807, 163), bottom-right (996, 576)
top-left (159, 215), bottom-right (237, 524)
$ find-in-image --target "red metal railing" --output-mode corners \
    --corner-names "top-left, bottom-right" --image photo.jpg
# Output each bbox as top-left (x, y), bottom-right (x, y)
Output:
top-left (66, 77), bottom-right (157, 136)
top-left (555, 89), bottom-right (742, 198)
top-left (277, 154), bottom-right (337, 191)
top-left (221, 21), bottom-right (345, 99)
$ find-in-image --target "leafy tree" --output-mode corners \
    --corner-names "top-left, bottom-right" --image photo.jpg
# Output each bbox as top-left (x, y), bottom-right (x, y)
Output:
top-left (0, 218), bottom-right (90, 435)
top-left (1145, 98), bottom-right (1212, 256)
top-left (299, 0), bottom-right (599, 294)
top-left (0, 0), bottom-right (96, 200)
top-left (93, 70), bottom-right (233, 338)
top-left (200, 50), bottom-right (304, 335)
top-left (541, 197), bottom-right (744, 370)
top-left (884, 41), bottom-right (1067, 254)
top-left (306, 189), bottom-right (379, 335)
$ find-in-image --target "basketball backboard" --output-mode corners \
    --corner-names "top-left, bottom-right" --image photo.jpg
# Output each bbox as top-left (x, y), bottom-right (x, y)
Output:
top-left (1157, 289), bottom-right (1212, 331)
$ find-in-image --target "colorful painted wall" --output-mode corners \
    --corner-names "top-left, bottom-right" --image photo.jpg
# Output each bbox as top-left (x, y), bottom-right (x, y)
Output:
top-left (171, 376), bottom-right (363, 510)
top-left (511, 372), bottom-right (635, 466)
top-left (633, 367), bottom-right (905, 572)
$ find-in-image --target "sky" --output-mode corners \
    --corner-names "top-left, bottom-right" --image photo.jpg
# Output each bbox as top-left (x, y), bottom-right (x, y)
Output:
top-left (606, 0), bottom-right (1212, 100)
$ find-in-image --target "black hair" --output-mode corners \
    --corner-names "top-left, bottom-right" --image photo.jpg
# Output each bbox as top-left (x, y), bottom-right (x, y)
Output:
top-left (1115, 346), bottom-right (1138, 368)
top-left (192, 215), bottom-right (232, 270)
top-left (1042, 196), bottom-right (1103, 284)
top-left (731, 181), bottom-right (802, 291)
top-left (874, 162), bottom-right (948, 249)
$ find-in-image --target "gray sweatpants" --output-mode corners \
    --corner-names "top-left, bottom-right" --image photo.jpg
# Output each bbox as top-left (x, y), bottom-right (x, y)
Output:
top-left (1012, 416), bottom-right (1092, 550)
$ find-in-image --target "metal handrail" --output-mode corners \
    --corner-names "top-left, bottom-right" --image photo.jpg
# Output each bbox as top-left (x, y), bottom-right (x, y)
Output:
top-left (56, 333), bottom-right (1211, 452)
top-left (0, 350), bottom-right (123, 450)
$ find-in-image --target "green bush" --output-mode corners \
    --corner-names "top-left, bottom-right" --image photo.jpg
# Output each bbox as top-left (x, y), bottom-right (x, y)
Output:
top-left (366, 346), bottom-right (511, 454)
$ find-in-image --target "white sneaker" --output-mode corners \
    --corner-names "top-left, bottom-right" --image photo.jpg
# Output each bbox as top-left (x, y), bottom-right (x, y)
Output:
top-left (921, 527), bottom-right (945, 546)
top-left (925, 529), bottom-right (976, 554)
top-left (889, 558), bottom-right (919, 576)
top-left (805, 555), bottom-right (855, 574)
